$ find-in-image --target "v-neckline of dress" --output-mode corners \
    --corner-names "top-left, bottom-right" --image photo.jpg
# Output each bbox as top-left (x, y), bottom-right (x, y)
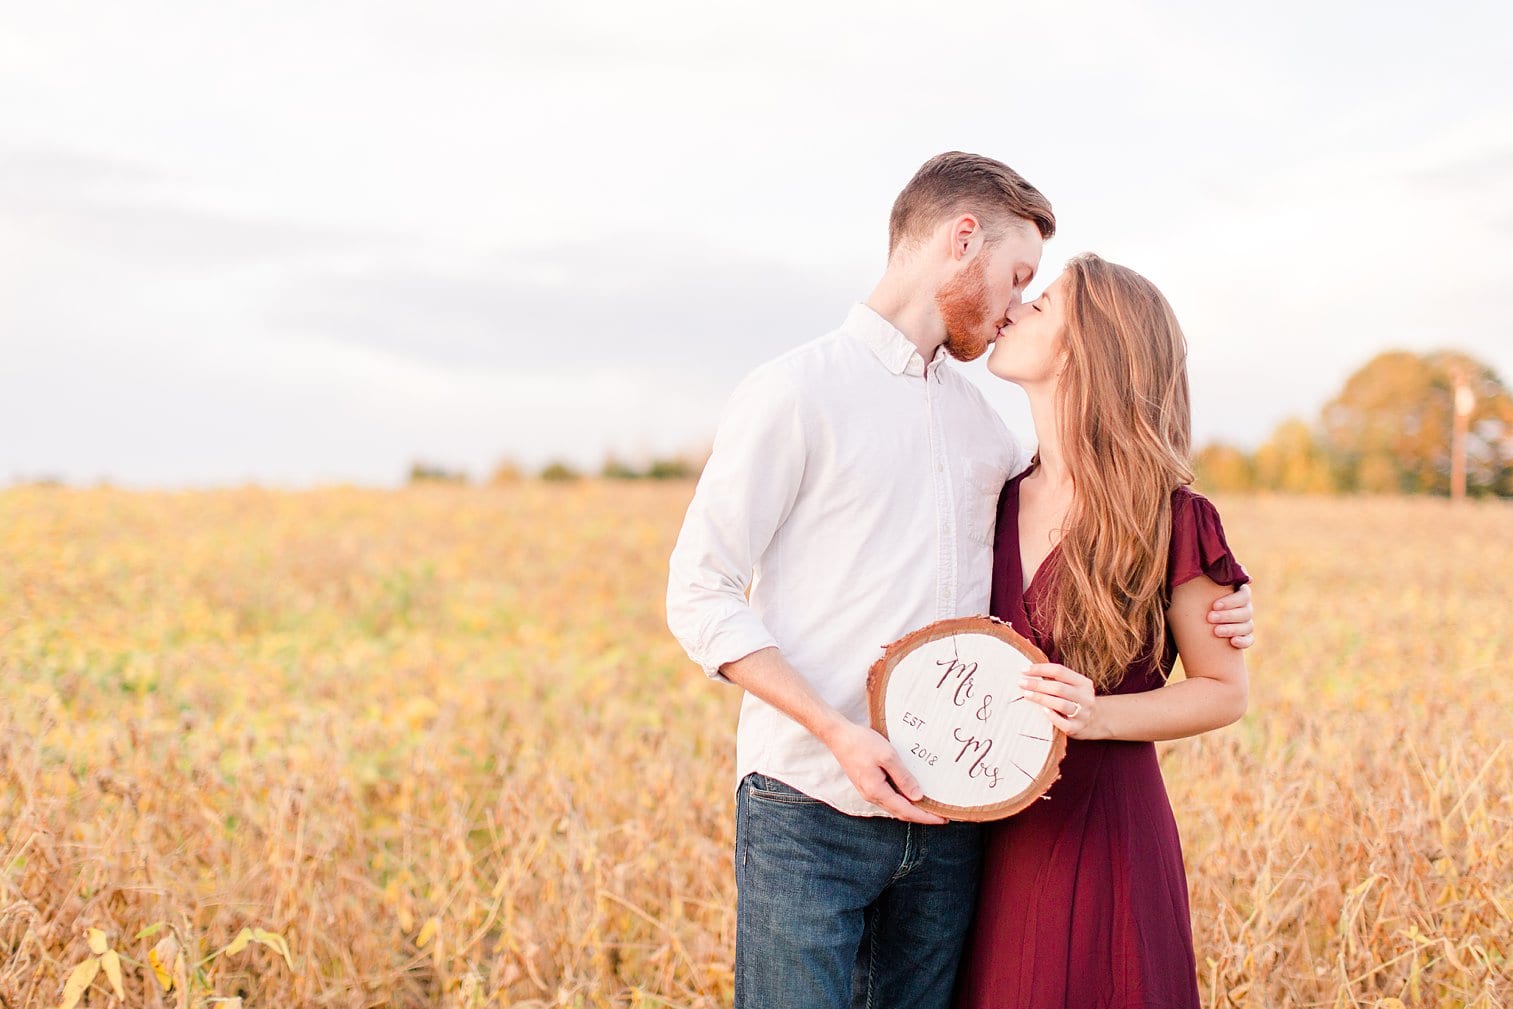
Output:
top-left (1013, 465), bottom-right (1062, 598)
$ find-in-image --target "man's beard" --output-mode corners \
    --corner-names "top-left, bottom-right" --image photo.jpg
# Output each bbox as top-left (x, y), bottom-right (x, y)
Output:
top-left (934, 253), bottom-right (995, 362)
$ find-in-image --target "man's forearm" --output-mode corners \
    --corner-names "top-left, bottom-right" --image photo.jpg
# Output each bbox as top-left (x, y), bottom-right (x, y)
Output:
top-left (718, 646), bottom-right (850, 746)
top-left (719, 646), bottom-right (945, 823)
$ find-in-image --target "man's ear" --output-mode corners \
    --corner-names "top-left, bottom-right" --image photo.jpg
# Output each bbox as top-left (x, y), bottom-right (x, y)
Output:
top-left (948, 214), bottom-right (984, 262)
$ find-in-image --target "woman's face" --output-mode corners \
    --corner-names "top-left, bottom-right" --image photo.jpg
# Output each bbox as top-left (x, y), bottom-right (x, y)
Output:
top-left (986, 270), bottom-right (1070, 386)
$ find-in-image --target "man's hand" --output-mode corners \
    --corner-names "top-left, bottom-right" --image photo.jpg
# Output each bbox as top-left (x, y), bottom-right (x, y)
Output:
top-left (718, 647), bottom-right (948, 823)
top-left (1207, 582), bottom-right (1255, 649)
top-left (822, 719), bottom-right (947, 824)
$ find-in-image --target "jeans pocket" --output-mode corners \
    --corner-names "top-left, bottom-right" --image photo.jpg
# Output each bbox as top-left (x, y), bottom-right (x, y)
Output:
top-left (735, 776), bottom-right (749, 869)
top-left (745, 773), bottom-right (823, 805)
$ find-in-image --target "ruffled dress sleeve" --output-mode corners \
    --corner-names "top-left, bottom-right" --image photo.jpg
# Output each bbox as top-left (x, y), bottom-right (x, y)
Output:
top-left (1168, 486), bottom-right (1250, 591)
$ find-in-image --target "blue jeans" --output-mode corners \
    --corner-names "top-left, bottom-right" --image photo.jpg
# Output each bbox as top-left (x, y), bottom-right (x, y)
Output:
top-left (734, 772), bottom-right (984, 1009)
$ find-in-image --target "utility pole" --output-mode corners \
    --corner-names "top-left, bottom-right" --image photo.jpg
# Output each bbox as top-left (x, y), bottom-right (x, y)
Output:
top-left (1451, 368), bottom-right (1473, 503)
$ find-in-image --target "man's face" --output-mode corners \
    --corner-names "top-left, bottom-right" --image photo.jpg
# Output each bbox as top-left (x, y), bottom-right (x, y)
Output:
top-left (935, 222), bottom-right (1044, 362)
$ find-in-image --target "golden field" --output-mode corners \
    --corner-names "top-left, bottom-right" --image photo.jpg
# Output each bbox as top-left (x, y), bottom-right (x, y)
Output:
top-left (0, 482), bottom-right (1508, 1008)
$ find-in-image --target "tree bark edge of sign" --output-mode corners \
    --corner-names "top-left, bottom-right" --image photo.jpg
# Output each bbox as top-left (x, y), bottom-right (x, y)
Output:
top-left (866, 614), bottom-right (1068, 823)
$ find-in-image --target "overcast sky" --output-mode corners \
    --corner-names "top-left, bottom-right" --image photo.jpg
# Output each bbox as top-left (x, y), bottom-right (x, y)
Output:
top-left (3, 1), bottom-right (1510, 487)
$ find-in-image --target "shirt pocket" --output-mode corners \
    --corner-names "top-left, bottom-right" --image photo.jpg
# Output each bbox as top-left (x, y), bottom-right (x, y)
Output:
top-left (964, 459), bottom-right (1009, 547)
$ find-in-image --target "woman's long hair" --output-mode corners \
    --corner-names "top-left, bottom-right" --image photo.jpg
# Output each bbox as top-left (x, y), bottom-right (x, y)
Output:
top-left (1039, 253), bottom-right (1193, 691)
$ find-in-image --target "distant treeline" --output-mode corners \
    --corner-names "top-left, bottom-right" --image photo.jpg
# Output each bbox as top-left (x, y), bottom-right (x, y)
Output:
top-left (408, 453), bottom-right (708, 486)
top-left (412, 350), bottom-right (1511, 498)
top-left (1194, 350), bottom-right (1512, 497)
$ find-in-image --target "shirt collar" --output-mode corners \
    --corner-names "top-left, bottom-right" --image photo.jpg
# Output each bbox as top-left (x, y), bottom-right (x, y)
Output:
top-left (844, 302), bottom-right (949, 378)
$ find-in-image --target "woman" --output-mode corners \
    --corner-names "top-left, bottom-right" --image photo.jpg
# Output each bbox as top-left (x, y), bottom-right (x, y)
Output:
top-left (953, 253), bottom-right (1250, 1008)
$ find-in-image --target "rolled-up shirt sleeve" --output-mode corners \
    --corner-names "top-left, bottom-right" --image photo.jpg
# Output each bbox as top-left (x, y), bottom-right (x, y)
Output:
top-left (666, 365), bottom-right (806, 683)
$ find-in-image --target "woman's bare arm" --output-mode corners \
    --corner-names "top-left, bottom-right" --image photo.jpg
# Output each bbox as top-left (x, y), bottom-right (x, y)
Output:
top-left (1018, 573), bottom-right (1249, 741)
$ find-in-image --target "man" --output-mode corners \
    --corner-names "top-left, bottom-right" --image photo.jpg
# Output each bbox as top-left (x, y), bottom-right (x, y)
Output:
top-left (666, 152), bottom-right (1255, 1009)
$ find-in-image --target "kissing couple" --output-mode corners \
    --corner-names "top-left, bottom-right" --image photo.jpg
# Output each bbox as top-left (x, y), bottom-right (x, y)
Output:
top-left (667, 151), bottom-right (1256, 1009)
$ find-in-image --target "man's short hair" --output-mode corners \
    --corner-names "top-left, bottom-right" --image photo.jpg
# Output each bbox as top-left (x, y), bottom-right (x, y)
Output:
top-left (888, 152), bottom-right (1056, 257)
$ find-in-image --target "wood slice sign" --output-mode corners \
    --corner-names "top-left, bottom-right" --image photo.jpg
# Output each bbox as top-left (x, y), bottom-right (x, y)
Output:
top-left (866, 616), bottom-right (1066, 822)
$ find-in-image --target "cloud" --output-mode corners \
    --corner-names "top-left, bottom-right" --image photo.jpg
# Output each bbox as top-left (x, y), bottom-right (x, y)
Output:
top-left (267, 238), bottom-right (867, 378)
top-left (0, 143), bottom-right (398, 269)
top-left (1406, 144), bottom-right (1513, 192)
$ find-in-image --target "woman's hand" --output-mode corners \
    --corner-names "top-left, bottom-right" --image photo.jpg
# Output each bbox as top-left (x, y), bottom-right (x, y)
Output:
top-left (1019, 663), bottom-right (1103, 739)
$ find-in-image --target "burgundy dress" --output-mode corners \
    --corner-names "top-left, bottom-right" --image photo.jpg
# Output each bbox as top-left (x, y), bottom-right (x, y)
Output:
top-left (954, 471), bottom-right (1250, 1009)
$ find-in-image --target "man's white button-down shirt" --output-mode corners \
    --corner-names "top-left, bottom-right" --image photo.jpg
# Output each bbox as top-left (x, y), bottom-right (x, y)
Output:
top-left (666, 302), bottom-right (1029, 816)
